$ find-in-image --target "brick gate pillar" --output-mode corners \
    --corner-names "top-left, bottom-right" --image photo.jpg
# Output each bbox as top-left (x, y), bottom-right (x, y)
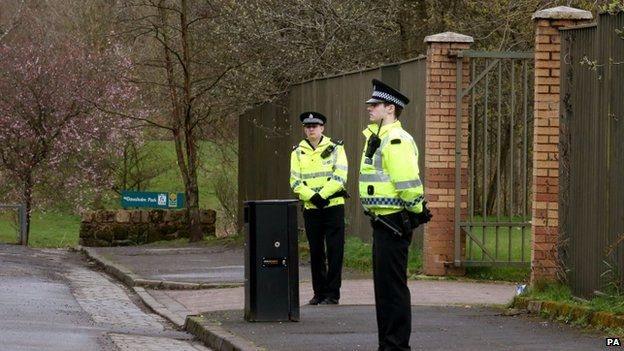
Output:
top-left (530, 6), bottom-right (593, 283)
top-left (423, 32), bottom-right (473, 276)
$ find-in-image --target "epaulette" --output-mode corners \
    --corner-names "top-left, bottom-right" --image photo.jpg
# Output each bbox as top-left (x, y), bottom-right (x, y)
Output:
top-left (331, 139), bottom-right (344, 146)
top-left (292, 144), bottom-right (299, 150)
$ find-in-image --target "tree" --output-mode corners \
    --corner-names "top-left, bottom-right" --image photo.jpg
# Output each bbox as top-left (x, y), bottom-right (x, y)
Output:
top-left (113, 140), bottom-right (167, 194)
top-left (111, 0), bottom-right (233, 241)
top-left (0, 0), bottom-right (25, 43)
top-left (109, 0), bottom-right (408, 239)
top-left (0, 35), bottom-right (137, 236)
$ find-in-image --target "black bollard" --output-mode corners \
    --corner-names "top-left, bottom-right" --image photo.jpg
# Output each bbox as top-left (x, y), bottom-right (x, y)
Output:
top-left (244, 200), bottom-right (299, 322)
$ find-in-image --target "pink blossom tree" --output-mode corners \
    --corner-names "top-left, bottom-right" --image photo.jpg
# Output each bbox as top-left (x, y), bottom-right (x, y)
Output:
top-left (0, 37), bottom-right (138, 237)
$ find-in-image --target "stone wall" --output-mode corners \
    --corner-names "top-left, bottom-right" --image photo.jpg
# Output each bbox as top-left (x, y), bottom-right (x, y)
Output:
top-left (79, 209), bottom-right (216, 247)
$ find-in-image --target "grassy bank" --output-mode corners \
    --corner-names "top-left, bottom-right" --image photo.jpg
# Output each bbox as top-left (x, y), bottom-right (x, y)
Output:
top-left (462, 216), bottom-right (531, 282)
top-left (299, 234), bottom-right (422, 275)
top-left (514, 282), bottom-right (624, 334)
top-left (139, 140), bottom-right (229, 209)
top-left (0, 140), bottom-right (232, 248)
top-left (465, 216), bottom-right (531, 262)
top-left (0, 211), bottom-right (80, 247)
top-left (524, 283), bottom-right (624, 315)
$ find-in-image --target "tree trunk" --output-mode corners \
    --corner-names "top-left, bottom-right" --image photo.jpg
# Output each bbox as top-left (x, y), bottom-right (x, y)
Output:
top-left (172, 127), bottom-right (202, 242)
top-left (157, 1), bottom-right (203, 242)
top-left (187, 176), bottom-right (203, 242)
top-left (184, 124), bottom-right (202, 242)
top-left (485, 127), bottom-right (511, 215)
top-left (180, 0), bottom-right (202, 242)
top-left (184, 116), bottom-right (202, 242)
top-left (22, 173), bottom-right (33, 242)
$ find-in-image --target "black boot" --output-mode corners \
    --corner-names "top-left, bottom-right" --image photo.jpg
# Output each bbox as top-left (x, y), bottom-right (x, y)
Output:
top-left (319, 297), bottom-right (339, 305)
top-left (308, 296), bottom-right (323, 305)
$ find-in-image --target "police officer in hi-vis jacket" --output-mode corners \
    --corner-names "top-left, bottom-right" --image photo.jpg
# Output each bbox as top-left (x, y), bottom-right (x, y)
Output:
top-left (359, 80), bottom-right (432, 350)
top-left (290, 112), bottom-right (348, 305)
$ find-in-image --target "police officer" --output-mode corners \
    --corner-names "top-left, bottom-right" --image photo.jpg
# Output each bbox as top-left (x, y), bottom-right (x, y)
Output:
top-left (290, 111), bottom-right (348, 305)
top-left (359, 80), bottom-right (432, 350)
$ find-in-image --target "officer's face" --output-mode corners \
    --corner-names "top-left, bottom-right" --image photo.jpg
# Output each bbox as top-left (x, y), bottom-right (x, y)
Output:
top-left (304, 124), bottom-right (324, 140)
top-left (367, 102), bottom-right (393, 122)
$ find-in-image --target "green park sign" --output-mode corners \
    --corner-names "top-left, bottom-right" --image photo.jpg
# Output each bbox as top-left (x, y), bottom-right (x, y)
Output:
top-left (121, 191), bottom-right (185, 209)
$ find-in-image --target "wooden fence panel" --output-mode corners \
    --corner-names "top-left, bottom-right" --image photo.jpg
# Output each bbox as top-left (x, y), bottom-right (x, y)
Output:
top-left (560, 12), bottom-right (624, 298)
top-left (239, 58), bottom-right (427, 241)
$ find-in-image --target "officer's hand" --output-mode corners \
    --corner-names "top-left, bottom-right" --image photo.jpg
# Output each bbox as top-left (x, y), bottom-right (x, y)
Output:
top-left (407, 211), bottom-right (419, 229)
top-left (416, 201), bottom-right (433, 224)
top-left (408, 202), bottom-right (433, 228)
top-left (310, 193), bottom-right (329, 209)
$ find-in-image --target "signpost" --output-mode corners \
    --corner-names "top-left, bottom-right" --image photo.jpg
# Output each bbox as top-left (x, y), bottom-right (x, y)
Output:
top-left (121, 191), bottom-right (185, 209)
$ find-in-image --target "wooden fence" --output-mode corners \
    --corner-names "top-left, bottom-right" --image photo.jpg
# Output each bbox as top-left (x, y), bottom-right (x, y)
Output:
top-left (239, 57), bottom-right (426, 243)
top-left (560, 11), bottom-right (624, 298)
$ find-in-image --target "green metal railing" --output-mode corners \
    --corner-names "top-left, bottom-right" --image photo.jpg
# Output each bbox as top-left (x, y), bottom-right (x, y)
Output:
top-left (455, 50), bottom-right (534, 267)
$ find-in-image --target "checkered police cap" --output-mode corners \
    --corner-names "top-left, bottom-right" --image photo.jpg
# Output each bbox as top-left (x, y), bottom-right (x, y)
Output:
top-left (299, 111), bottom-right (327, 125)
top-left (365, 79), bottom-right (410, 108)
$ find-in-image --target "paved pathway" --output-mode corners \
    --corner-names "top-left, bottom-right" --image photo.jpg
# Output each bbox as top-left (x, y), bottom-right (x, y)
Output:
top-left (148, 279), bottom-right (517, 326)
top-left (199, 306), bottom-right (606, 351)
top-left (83, 243), bottom-right (611, 351)
top-left (90, 245), bottom-right (370, 286)
top-left (63, 253), bottom-right (210, 350)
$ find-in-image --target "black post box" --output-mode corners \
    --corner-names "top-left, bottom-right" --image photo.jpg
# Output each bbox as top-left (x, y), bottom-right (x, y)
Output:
top-left (244, 200), bottom-right (299, 322)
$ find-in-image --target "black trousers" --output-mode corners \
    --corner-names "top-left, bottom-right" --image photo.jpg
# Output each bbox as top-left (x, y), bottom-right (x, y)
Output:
top-left (303, 205), bottom-right (345, 300)
top-left (372, 212), bottom-right (413, 351)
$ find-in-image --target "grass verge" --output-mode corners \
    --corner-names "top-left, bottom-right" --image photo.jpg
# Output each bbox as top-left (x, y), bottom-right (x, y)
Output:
top-left (523, 283), bottom-right (624, 315)
top-left (465, 216), bottom-right (531, 262)
top-left (0, 140), bottom-right (234, 248)
top-left (462, 215), bottom-right (531, 282)
top-left (514, 282), bottom-right (624, 335)
top-left (0, 211), bottom-right (80, 247)
top-left (465, 266), bottom-right (530, 282)
top-left (299, 234), bottom-right (422, 275)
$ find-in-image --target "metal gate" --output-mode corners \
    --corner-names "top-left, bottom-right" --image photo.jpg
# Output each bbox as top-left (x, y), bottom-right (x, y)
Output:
top-left (454, 50), bottom-right (534, 267)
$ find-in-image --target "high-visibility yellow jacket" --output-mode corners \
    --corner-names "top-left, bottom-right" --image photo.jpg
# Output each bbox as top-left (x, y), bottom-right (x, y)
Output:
top-left (358, 120), bottom-right (424, 216)
top-left (290, 136), bottom-right (348, 210)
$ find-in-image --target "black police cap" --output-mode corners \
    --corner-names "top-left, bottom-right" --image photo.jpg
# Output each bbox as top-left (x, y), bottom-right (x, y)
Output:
top-left (365, 79), bottom-right (410, 108)
top-left (299, 111), bottom-right (326, 125)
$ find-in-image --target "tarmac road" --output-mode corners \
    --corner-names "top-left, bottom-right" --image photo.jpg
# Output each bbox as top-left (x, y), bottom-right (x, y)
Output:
top-left (0, 244), bottom-right (209, 351)
top-left (0, 245), bottom-right (110, 351)
top-left (202, 306), bottom-right (610, 351)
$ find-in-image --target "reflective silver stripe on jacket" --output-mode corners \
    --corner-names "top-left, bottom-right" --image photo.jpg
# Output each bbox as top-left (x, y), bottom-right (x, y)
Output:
top-left (372, 140), bottom-right (385, 170)
top-left (301, 171), bottom-right (333, 179)
top-left (394, 179), bottom-right (422, 190)
top-left (360, 173), bottom-right (391, 182)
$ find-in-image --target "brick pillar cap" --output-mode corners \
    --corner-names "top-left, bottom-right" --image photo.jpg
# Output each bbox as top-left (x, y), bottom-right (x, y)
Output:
top-left (424, 32), bottom-right (474, 44)
top-left (532, 6), bottom-right (593, 20)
